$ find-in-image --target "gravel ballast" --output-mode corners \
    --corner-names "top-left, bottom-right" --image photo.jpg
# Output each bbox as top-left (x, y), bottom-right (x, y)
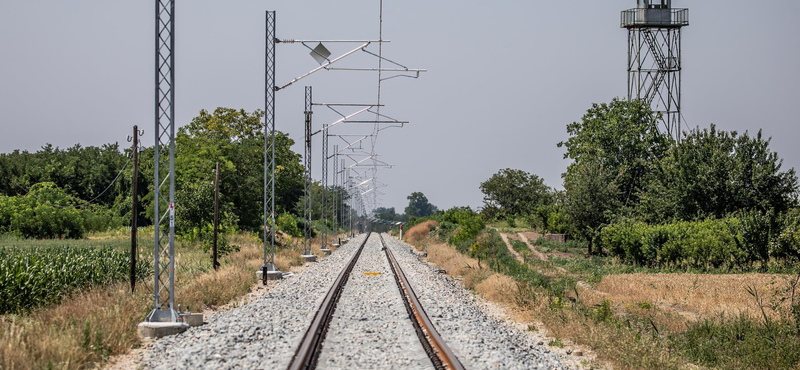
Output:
top-left (382, 233), bottom-right (578, 370)
top-left (315, 234), bottom-right (434, 369)
top-left (139, 234), bottom-right (368, 370)
top-left (137, 232), bottom-right (579, 369)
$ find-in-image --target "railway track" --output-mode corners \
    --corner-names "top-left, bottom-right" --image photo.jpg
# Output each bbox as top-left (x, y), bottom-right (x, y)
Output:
top-left (287, 232), bottom-right (465, 370)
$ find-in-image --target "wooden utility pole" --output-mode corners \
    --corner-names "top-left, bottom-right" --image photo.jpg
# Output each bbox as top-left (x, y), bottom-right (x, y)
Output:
top-left (213, 162), bottom-right (220, 270)
top-left (130, 125), bottom-right (139, 293)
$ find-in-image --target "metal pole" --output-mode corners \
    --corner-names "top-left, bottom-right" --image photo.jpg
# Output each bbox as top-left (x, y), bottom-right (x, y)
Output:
top-left (341, 159), bottom-right (345, 231)
top-left (213, 162), bottom-right (220, 270)
top-left (332, 145), bottom-right (338, 238)
top-left (262, 10), bottom-right (281, 282)
top-left (349, 174), bottom-right (353, 236)
top-left (302, 86), bottom-right (316, 262)
top-left (148, 0), bottom-right (178, 322)
top-left (320, 117), bottom-right (330, 254)
top-left (130, 125), bottom-right (139, 293)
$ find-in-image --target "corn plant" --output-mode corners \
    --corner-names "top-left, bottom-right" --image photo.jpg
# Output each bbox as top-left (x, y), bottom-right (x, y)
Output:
top-left (0, 245), bottom-right (150, 314)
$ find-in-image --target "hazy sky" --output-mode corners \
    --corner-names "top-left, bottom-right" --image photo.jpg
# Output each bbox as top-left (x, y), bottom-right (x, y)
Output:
top-left (1, 1), bottom-right (799, 212)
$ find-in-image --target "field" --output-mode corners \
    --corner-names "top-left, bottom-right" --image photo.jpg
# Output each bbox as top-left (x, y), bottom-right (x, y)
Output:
top-left (404, 221), bottom-right (800, 370)
top-left (0, 229), bottom-right (343, 370)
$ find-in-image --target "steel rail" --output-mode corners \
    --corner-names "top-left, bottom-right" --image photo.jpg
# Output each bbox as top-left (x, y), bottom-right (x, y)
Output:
top-left (286, 232), bottom-right (371, 370)
top-left (380, 234), bottom-right (466, 370)
top-left (287, 233), bottom-right (464, 370)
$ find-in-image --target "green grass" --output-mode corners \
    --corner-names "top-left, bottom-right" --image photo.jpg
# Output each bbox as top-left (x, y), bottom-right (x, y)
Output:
top-left (671, 314), bottom-right (800, 369)
top-left (510, 239), bottom-right (531, 257)
top-left (532, 237), bottom-right (587, 254)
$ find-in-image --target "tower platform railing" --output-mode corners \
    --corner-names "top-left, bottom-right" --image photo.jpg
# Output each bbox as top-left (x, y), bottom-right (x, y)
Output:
top-left (621, 8), bottom-right (688, 28)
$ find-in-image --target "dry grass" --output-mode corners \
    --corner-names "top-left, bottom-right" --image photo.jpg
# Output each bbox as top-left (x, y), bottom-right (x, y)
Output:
top-left (408, 235), bottom-right (692, 369)
top-left (405, 220), bottom-right (437, 245)
top-left (474, 273), bottom-right (519, 306)
top-left (0, 231), bottom-right (316, 370)
top-left (580, 273), bottom-right (794, 321)
top-left (407, 225), bottom-right (800, 369)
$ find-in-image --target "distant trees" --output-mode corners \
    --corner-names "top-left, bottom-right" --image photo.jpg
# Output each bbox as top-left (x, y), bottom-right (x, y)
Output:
top-left (374, 207), bottom-right (407, 222)
top-left (479, 168), bottom-right (552, 219)
top-left (0, 107), bottom-right (315, 239)
top-left (405, 192), bottom-right (438, 218)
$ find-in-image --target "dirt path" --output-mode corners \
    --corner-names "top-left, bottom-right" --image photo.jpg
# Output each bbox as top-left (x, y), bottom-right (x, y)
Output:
top-left (517, 233), bottom-right (549, 262)
top-left (496, 230), bottom-right (524, 263)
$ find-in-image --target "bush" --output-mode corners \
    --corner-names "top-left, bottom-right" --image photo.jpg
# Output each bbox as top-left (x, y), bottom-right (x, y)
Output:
top-left (276, 212), bottom-right (302, 238)
top-left (771, 209), bottom-right (800, 262)
top-left (0, 183), bottom-right (112, 239)
top-left (600, 218), bottom-right (749, 268)
top-left (442, 207), bottom-right (485, 247)
top-left (200, 223), bottom-right (240, 257)
top-left (528, 204), bottom-right (570, 234)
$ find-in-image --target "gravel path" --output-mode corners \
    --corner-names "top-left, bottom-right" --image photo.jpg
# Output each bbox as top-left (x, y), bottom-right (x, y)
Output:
top-left (139, 234), bottom-right (368, 370)
top-left (382, 233), bottom-right (578, 370)
top-left (315, 234), bottom-right (434, 369)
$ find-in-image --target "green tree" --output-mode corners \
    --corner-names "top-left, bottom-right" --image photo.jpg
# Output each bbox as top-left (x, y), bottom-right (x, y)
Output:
top-left (558, 99), bottom-right (669, 209)
top-left (563, 160), bottom-right (621, 254)
top-left (479, 168), bottom-right (552, 218)
top-left (175, 108), bottom-right (303, 232)
top-left (405, 192), bottom-right (438, 218)
top-left (558, 99), bottom-right (667, 252)
top-left (638, 124), bottom-right (798, 222)
top-left (0, 144), bottom-right (128, 207)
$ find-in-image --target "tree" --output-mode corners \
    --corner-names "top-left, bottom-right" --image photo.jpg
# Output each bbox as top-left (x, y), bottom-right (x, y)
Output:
top-left (374, 207), bottom-right (406, 222)
top-left (563, 160), bottom-right (621, 255)
top-left (175, 108), bottom-right (304, 232)
top-left (637, 124), bottom-right (798, 222)
top-left (405, 192), bottom-right (437, 218)
top-left (479, 168), bottom-right (552, 218)
top-left (558, 99), bottom-right (669, 209)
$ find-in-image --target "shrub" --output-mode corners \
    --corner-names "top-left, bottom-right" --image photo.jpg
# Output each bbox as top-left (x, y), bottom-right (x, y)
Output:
top-left (200, 223), bottom-right (240, 257)
top-left (442, 207), bottom-right (485, 247)
top-left (771, 209), bottom-right (800, 262)
top-left (600, 218), bottom-right (756, 268)
top-left (0, 183), bottom-right (111, 239)
top-left (276, 212), bottom-right (302, 238)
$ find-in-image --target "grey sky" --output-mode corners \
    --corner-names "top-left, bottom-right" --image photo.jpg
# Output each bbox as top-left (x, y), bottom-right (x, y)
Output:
top-left (1, 1), bottom-right (799, 212)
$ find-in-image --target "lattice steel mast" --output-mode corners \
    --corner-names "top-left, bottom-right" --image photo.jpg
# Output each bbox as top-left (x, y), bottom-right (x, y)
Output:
top-left (320, 115), bottom-right (331, 254)
top-left (622, 0), bottom-right (689, 140)
top-left (261, 11), bottom-right (281, 282)
top-left (332, 145), bottom-right (338, 232)
top-left (147, 0), bottom-right (178, 323)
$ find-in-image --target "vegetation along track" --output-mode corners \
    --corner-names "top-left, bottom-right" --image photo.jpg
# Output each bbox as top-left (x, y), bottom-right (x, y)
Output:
top-left (287, 232), bottom-right (465, 370)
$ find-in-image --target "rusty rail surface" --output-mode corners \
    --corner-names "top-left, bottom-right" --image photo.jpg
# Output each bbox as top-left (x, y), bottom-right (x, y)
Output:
top-left (286, 232), bottom-right (464, 370)
top-left (380, 234), bottom-right (466, 370)
top-left (286, 232), bottom-right (371, 370)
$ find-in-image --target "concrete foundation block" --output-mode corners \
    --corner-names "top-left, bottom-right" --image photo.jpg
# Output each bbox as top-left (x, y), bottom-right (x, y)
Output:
top-left (137, 322), bottom-right (189, 339)
top-left (256, 270), bottom-right (283, 281)
top-left (320, 248), bottom-right (332, 255)
top-left (302, 254), bottom-right (318, 262)
top-left (180, 313), bottom-right (204, 327)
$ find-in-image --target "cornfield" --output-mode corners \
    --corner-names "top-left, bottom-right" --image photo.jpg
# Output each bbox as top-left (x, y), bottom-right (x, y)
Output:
top-left (0, 245), bottom-right (150, 314)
